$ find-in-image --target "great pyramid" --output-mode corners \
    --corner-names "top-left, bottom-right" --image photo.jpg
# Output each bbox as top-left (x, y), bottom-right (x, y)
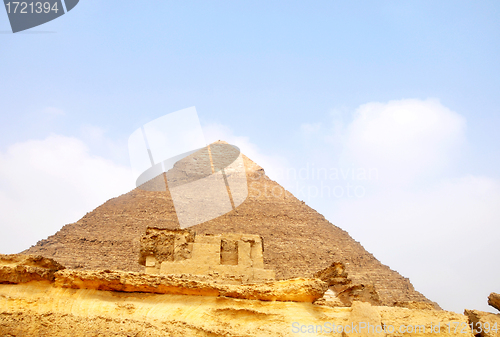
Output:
top-left (24, 143), bottom-right (435, 307)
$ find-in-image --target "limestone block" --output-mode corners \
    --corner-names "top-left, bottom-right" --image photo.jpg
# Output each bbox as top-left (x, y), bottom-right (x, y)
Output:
top-left (240, 236), bottom-right (256, 244)
top-left (195, 235), bottom-right (221, 245)
top-left (186, 261), bottom-right (210, 275)
top-left (250, 242), bottom-right (264, 269)
top-left (223, 233), bottom-right (244, 241)
top-left (210, 265), bottom-right (253, 283)
top-left (212, 264), bottom-right (237, 276)
top-left (192, 243), bottom-right (220, 265)
top-left (238, 241), bottom-right (252, 267)
top-left (161, 261), bottom-right (209, 276)
top-left (213, 265), bottom-right (246, 277)
top-left (145, 266), bottom-right (159, 275)
top-left (253, 268), bottom-right (275, 281)
top-left (161, 262), bottom-right (177, 275)
top-left (220, 239), bottom-right (238, 265)
top-left (145, 256), bottom-right (156, 267)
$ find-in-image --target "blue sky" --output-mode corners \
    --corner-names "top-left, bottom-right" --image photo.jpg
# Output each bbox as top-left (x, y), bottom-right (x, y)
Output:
top-left (1, 1), bottom-right (499, 313)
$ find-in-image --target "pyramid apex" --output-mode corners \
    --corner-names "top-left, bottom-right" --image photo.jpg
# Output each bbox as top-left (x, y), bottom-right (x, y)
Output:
top-left (208, 140), bottom-right (265, 176)
top-left (210, 140), bottom-right (229, 145)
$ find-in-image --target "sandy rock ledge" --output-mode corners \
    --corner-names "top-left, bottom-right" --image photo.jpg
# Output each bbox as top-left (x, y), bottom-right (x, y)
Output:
top-left (54, 269), bottom-right (328, 302)
top-left (0, 254), bottom-right (65, 284)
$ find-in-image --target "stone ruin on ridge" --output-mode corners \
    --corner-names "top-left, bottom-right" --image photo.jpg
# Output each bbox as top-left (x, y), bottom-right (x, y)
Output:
top-left (139, 227), bottom-right (275, 284)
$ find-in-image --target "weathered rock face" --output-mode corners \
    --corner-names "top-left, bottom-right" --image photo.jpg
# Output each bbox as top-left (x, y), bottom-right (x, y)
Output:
top-left (489, 293), bottom-right (500, 312)
top-left (377, 306), bottom-right (473, 337)
top-left (464, 309), bottom-right (500, 337)
top-left (345, 301), bottom-right (386, 337)
top-left (23, 143), bottom-right (435, 306)
top-left (313, 261), bottom-right (351, 289)
top-left (337, 283), bottom-right (382, 307)
top-left (0, 254), bottom-right (470, 337)
top-left (313, 261), bottom-right (382, 307)
top-left (138, 227), bottom-right (195, 266)
top-left (0, 254), bottom-right (64, 284)
top-left (0, 281), bottom-right (471, 337)
top-left (316, 288), bottom-right (347, 307)
top-left (54, 269), bottom-right (327, 303)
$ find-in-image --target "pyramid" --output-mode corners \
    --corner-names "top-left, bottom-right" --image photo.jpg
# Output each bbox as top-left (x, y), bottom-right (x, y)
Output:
top-left (24, 143), bottom-right (436, 306)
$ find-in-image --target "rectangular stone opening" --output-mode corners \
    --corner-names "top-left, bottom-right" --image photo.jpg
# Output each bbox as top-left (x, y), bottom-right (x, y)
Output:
top-left (220, 239), bottom-right (238, 265)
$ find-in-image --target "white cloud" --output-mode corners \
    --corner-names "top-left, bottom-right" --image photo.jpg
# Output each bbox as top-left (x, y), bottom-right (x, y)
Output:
top-left (332, 174), bottom-right (500, 312)
top-left (342, 99), bottom-right (466, 185)
top-left (81, 124), bottom-right (106, 141)
top-left (79, 124), bottom-right (131, 166)
top-left (306, 98), bottom-right (499, 313)
top-left (0, 134), bottom-right (134, 253)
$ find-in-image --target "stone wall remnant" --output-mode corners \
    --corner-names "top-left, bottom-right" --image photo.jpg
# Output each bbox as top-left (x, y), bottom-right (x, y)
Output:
top-left (139, 227), bottom-right (275, 284)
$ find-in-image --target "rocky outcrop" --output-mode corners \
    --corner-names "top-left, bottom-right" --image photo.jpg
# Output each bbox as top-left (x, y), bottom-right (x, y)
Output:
top-left (378, 306), bottom-right (473, 337)
top-left (489, 293), bottom-right (500, 312)
top-left (0, 281), bottom-right (471, 337)
top-left (138, 227), bottom-right (195, 266)
top-left (313, 261), bottom-right (351, 289)
top-left (347, 301), bottom-right (385, 337)
top-left (54, 269), bottom-right (327, 302)
top-left (315, 288), bottom-right (346, 307)
top-left (337, 283), bottom-right (381, 306)
top-left (313, 261), bottom-right (382, 307)
top-left (0, 280), bottom-right (345, 337)
top-left (464, 309), bottom-right (500, 337)
top-left (0, 254), bottom-right (64, 284)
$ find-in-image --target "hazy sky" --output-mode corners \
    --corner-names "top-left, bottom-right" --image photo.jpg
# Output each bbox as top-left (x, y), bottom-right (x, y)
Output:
top-left (1, 1), bottom-right (499, 314)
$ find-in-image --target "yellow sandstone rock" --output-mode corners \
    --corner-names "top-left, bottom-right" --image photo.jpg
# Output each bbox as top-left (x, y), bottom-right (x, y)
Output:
top-left (0, 254), bottom-right (64, 284)
top-left (0, 281), bottom-right (472, 337)
top-left (465, 309), bottom-right (500, 337)
top-left (54, 269), bottom-right (327, 303)
top-left (489, 293), bottom-right (500, 312)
